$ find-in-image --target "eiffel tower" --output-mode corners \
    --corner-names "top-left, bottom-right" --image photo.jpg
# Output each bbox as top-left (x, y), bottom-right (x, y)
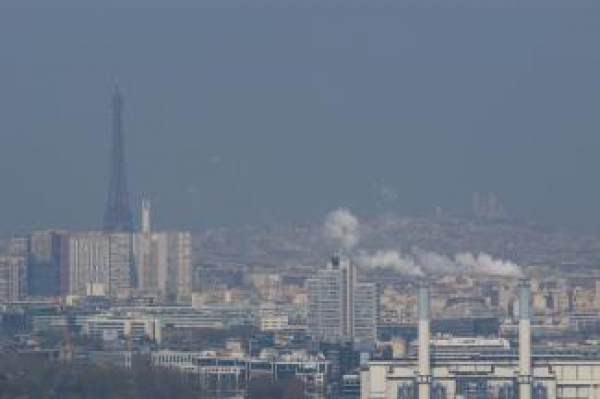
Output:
top-left (103, 87), bottom-right (134, 233)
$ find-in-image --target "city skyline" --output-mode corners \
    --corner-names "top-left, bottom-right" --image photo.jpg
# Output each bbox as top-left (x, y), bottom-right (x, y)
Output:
top-left (1, 2), bottom-right (600, 398)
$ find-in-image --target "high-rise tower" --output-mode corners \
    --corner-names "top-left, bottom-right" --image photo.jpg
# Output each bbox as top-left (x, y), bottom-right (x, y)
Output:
top-left (305, 255), bottom-right (377, 344)
top-left (103, 87), bottom-right (134, 233)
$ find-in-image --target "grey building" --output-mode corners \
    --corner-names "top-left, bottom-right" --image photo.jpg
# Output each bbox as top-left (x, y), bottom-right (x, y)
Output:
top-left (306, 255), bottom-right (377, 344)
top-left (67, 232), bottom-right (135, 298)
top-left (108, 233), bottom-right (134, 297)
top-left (0, 236), bottom-right (29, 302)
top-left (68, 233), bottom-right (111, 296)
top-left (165, 231), bottom-right (192, 303)
top-left (28, 231), bottom-right (65, 297)
top-left (132, 202), bottom-right (192, 303)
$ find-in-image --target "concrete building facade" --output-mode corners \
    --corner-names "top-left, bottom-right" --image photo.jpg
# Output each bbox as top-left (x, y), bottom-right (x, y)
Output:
top-left (0, 236), bottom-right (29, 302)
top-left (306, 255), bottom-right (377, 344)
top-left (132, 202), bottom-right (193, 303)
top-left (68, 233), bottom-right (111, 296)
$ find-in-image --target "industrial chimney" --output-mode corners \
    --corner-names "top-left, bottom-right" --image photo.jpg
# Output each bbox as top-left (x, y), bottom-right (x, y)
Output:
top-left (141, 199), bottom-right (151, 234)
top-left (417, 283), bottom-right (431, 398)
top-left (518, 279), bottom-right (532, 399)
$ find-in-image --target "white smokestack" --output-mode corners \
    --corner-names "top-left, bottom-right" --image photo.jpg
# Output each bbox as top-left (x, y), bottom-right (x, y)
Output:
top-left (417, 284), bottom-right (431, 398)
top-left (141, 199), bottom-right (151, 234)
top-left (518, 279), bottom-right (532, 399)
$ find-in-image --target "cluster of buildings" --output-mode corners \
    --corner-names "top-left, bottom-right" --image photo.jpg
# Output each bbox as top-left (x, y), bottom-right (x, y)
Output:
top-left (3, 88), bottom-right (600, 398)
top-left (0, 89), bottom-right (192, 305)
top-left (361, 282), bottom-right (600, 399)
top-left (0, 207), bottom-right (192, 304)
top-left (4, 249), bottom-right (600, 398)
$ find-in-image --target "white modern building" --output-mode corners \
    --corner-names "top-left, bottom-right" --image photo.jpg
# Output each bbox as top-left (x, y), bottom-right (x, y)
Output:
top-left (67, 233), bottom-right (111, 297)
top-left (83, 314), bottom-right (162, 343)
top-left (306, 255), bottom-right (377, 344)
top-left (132, 201), bottom-right (193, 303)
top-left (68, 232), bottom-right (134, 297)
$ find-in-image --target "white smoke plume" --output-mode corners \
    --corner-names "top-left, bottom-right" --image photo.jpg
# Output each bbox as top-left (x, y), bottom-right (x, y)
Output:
top-left (323, 208), bottom-right (524, 277)
top-left (356, 250), bottom-right (424, 276)
top-left (323, 208), bottom-right (360, 251)
top-left (354, 246), bottom-right (524, 277)
top-left (454, 252), bottom-right (524, 277)
top-left (412, 248), bottom-right (457, 275)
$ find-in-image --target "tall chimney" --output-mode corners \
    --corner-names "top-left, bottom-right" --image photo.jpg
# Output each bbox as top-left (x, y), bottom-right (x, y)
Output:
top-left (518, 279), bottom-right (532, 399)
top-left (141, 200), bottom-right (151, 234)
top-left (417, 283), bottom-right (431, 398)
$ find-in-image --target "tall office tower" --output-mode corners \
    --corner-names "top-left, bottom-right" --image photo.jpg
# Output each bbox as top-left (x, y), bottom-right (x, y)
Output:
top-left (68, 233), bottom-right (111, 296)
top-left (68, 233), bottom-right (135, 297)
top-left (166, 232), bottom-right (192, 302)
top-left (0, 237), bottom-right (29, 303)
top-left (134, 200), bottom-right (155, 291)
top-left (108, 233), bottom-right (134, 297)
top-left (306, 256), bottom-right (346, 340)
top-left (28, 231), bottom-right (64, 297)
top-left (132, 202), bottom-right (192, 302)
top-left (103, 87), bottom-right (134, 233)
top-left (151, 232), bottom-right (169, 297)
top-left (306, 255), bottom-right (377, 343)
top-left (353, 282), bottom-right (378, 343)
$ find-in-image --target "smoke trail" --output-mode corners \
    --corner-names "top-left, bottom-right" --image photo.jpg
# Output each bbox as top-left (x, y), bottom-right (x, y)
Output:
top-left (455, 252), bottom-right (524, 277)
top-left (355, 247), bottom-right (524, 277)
top-left (322, 208), bottom-right (524, 277)
top-left (412, 248), bottom-right (457, 275)
top-left (356, 249), bottom-right (424, 276)
top-left (323, 208), bottom-right (360, 251)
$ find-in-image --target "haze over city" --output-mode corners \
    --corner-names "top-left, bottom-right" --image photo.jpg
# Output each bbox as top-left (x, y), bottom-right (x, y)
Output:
top-left (3, 1), bottom-right (600, 398)
top-left (1, 0), bottom-right (599, 233)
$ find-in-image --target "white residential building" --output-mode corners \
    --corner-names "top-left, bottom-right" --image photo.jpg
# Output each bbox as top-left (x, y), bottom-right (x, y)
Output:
top-left (132, 202), bottom-right (193, 303)
top-left (68, 232), bottom-right (134, 297)
top-left (68, 233), bottom-right (111, 297)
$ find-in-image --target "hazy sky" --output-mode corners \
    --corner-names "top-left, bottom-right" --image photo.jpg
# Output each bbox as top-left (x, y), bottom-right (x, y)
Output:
top-left (0, 0), bottom-right (599, 233)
